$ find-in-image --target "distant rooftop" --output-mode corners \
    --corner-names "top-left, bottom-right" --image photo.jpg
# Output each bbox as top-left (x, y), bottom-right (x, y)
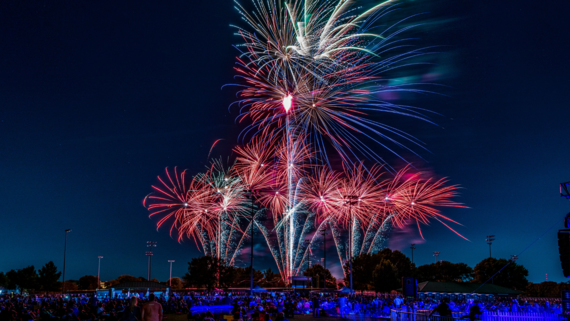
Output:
top-left (112, 281), bottom-right (169, 289)
top-left (417, 281), bottom-right (521, 295)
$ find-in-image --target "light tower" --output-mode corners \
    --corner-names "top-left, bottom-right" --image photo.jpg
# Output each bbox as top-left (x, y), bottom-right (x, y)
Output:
top-left (146, 241), bottom-right (157, 281)
top-left (486, 235), bottom-right (495, 258)
top-left (97, 256), bottom-right (103, 290)
top-left (343, 194), bottom-right (359, 295)
top-left (433, 251), bottom-right (440, 263)
top-left (410, 244), bottom-right (416, 264)
top-left (168, 260), bottom-right (175, 287)
top-left (62, 229), bottom-right (72, 295)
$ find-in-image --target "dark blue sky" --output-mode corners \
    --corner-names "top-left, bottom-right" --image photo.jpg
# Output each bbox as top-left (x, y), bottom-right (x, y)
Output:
top-left (1, 0), bottom-right (569, 284)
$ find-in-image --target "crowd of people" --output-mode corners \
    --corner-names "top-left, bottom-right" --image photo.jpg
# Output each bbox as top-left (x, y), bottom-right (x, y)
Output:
top-left (0, 291), bottom-right (564, 321)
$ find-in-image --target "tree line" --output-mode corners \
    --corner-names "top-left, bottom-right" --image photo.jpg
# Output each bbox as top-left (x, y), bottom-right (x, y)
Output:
top-left (1, 252), bottom-right (569, 298)
top-left (343, 249), bottom-right (531, 292)
top-left (0, 262), bottom-right (61, 292)
top-left (0, 262), bottom-right (186, 292)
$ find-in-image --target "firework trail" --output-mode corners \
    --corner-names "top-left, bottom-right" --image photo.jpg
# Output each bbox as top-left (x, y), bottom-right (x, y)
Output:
top-left (144, 166), bottom-right (251, 266)
top-left (197, 159), bottom-right (252, 265)
top-left (230, 0), bottom-right (451, 282)
top-left (233, 136), bottom-right (315, 280)
top-left (144, 160), bottom-right (466, 281)
top-left (232, 0), bottom-right (438, 166)
top-left (145, 0), bottom-right (467, 284)
top-left (232, 138), bottom-right (466, 280)
top-left (330, 165), bottom-right (468, 277)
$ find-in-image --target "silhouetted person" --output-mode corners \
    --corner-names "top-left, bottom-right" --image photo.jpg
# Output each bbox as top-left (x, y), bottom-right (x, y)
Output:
top-left (429, 298), bottom-right (452, 320)
top-left (468, 300), bottom-right (482, 321)
top-left (122, 297), bottom-right (141, 321)
top-left (142, 294), bottom-right (163, 321)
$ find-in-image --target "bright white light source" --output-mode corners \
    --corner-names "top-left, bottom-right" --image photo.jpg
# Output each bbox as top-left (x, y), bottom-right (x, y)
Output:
top-left (283, 94), bottom-right (293, 113)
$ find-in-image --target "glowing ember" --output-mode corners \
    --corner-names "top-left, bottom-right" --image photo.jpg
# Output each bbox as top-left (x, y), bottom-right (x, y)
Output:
top-left (283, 94), bottom-right (293, 113)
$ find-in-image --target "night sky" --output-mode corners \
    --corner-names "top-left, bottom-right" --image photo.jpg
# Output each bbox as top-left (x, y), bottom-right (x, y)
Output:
top-left (1, 0), bottom-right (570, 284)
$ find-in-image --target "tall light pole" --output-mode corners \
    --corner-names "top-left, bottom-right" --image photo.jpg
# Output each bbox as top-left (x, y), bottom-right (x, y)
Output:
top-left (304, 240), bottom-right (311, 272)
top-left (321, 225), bottom-right (327, 270)
top-left (168, 260), bottom-right (175, 287)
top-left (344, 195), bottom-right (359, 295)
top-left (146, 252), bottom-right (153, 281)
top-left (245, 190), bottom-right (256, 295)
top-left (410, 244), bottom-right (416, 264)
top-left (486, 235), bottom-right (495, 258)
top-left (146, 241), bottom-right (157, 281)
top-left (97, 256), bottom-right (103, 290)
top-left (62, 229), bottom-right (72, 295)
top-left (433, 251), bottom-right (440, 263)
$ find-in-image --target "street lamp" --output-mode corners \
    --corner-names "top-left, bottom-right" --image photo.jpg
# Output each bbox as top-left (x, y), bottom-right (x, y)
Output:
top-left (433, 251), bottom-right (440, 263)
top-left (168, 260), bottom-right (175, 287)
top-left (320, 225), bottom-right (327, 270)
top-left (410, 244), bottom-right (416, 264)
top-left (62, 229), bottom-right (72, 295)
top-left (97, 256), bottom-right (103, 290)
top-left (245, 189), bottom-right (260, 295)
top-left (146, 241), bottom-right (157, 281)
top-left (304, 240), bottom-right (312, 271)
top-left (486, 235), bottom-right (495, 258)
top-left (343, 195), bottom-right (359, 295)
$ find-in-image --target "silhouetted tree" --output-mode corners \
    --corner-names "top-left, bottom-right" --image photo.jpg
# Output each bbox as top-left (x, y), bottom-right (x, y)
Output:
top-left (6, 266), bottom-right (39, 290)
top-left (373, 259), bottom-right (399, 293)
top-left (344, 253), bottom-right (376, 290)
top-left (231, 266), bottom-right (264, 287)
top-left (474, 258), bottom-right (528, 291)
top-left (344, 249), bottom-right (415, 291)
top-left (0, 272), bottom-right (9, 288)
top-left (525, 281), bottom-right (570, 297)
top-left (218, 264), bottom-right (236, 290)
top-left (183, 255), bottom-right (235, 291)
top-left (38, 261), bottom-right (61, 292)
top-left (303, 264), bottom-right (336, 289)
top-left (260, 268), bottom-right (281, 287)
top-left (78, 275), bottom-right (99, 290)
top-left (416, 261), bottom-right (473, 283)
top-left (104, 274), bottom-right (141, 288)
top-left (61, 280), bottom-right (78, 291)
top-left (166, 277), bottom-right (184, 290)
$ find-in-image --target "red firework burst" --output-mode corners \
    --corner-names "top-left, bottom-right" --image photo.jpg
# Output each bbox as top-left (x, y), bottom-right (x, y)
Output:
top-left (144, 168), bottom-right (218, 249)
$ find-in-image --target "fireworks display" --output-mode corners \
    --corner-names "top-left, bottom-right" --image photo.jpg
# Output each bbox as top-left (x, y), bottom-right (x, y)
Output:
top-left (144, 0), bottom-right (467, 283)
top-left (232, 0), bottom-right (437, 166)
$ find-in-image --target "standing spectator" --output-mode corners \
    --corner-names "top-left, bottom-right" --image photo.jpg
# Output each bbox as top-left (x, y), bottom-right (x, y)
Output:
top-left (429, 298), bottom-right (452, 320)
top-left (142, 294), bottom-right (163, 321)
top-left (122, 297), bottom-right (141, 321)
top-left (338, 295), bottom-right (347, 318)
top-left (468, 300), bottom-right (482, 321)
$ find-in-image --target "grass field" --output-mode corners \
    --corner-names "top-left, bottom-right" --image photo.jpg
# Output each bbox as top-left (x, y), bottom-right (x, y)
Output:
top-left (163, 313), bottom-right (388, 321)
